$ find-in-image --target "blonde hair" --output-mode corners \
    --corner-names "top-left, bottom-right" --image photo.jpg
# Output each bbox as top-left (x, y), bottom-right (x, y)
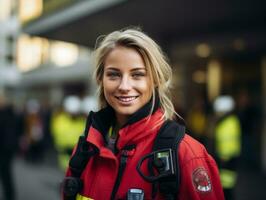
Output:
top-left (94, 28), bottom-right (176, 120)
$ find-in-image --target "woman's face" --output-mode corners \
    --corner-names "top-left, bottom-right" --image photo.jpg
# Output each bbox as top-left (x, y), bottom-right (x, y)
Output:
top-left (103, 46), bottom-right (152, 126)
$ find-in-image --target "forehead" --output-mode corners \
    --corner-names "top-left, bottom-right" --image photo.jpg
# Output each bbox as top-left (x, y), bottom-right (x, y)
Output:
top-left (104, 46), bottom-right (146, 69)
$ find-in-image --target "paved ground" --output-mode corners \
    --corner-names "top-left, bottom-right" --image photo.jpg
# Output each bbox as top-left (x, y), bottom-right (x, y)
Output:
top-left (0, 151), bottom-right (64, 200)
top-left (13, 156), bottom-right (64, 200)
top-left (235, 166), bottom-right (266, 200)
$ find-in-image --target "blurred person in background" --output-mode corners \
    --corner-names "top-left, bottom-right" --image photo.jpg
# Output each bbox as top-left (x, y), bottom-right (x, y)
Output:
top-left (236, 89), bottom-right (261, 169)
top-left (213, 96), bottom-right (241, 200)
top-left (23, 99), bottom-right (45, 163)
top-left (51, 96), bottom-right (85, 171)
top-left (187, 96), bottom-right (208, 146)
top-left (80, 96), bottom-right (98, 117)
top-left (0, 94), bottom-right (17, 200)
top-left (62, 28), bottom-right (224, 200)
top-left (39, 99), bottom-right (53, 158)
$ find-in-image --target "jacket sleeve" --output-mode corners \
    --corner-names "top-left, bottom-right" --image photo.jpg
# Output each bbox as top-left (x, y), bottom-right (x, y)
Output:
top-left (177, 148), bottom-right (225, 200)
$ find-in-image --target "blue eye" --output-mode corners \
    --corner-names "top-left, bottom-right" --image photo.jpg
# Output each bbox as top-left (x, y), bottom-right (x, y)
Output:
top-left (106, 72), bottom-right (120, 79)
top-left (132, 72), bottom-right (145, 78)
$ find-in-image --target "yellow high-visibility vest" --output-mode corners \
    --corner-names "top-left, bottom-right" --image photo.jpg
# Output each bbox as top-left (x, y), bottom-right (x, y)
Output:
top-left (187, 110), bottom-right (207, 137)
top-left (51, 111), bottom-right (85, 170)
top-left (220, 169), bottom-right (237, 189)
top-left (215, 115), bottom-right (241, 161)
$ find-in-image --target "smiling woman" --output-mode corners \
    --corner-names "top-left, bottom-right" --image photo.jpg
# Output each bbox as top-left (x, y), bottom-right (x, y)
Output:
top-left (94, 28), bottom-right (175, 122)
top-left (62, 28), bottom-right (224, 200)
top-left (103, 46), bottom-right (152, 126)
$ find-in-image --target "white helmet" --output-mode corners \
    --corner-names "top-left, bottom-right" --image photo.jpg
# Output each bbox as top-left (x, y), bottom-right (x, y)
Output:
top-left (213, 96), bottom-right (235, 113)
top-left (81, 96), bottom-right (98, 114)
top-left (63, 96), bottom-right (81, 114)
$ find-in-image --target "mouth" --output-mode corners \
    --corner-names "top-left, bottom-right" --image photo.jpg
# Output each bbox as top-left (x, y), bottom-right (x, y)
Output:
top-left (115, 96), bottom-right (139, 103)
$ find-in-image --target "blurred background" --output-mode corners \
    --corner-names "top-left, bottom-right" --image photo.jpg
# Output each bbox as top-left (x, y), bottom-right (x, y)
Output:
top-left (0, 0), bottom-right (266, 199)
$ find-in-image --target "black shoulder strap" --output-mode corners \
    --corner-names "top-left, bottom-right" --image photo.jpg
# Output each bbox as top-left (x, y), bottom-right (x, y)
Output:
top-left (152, 120), bottom-right (185, 200)
top-left (68, 111), bottom-right (98, 177)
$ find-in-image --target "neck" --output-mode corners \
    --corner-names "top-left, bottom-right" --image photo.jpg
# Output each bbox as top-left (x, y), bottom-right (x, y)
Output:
top-left (115, 114), bottom-right (128, 128)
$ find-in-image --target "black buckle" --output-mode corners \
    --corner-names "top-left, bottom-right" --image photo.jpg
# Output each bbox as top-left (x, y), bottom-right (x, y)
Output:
top-left (137, 148), bottom-right (175, 182)
top-left (62, 177), bottom-right (83, 198)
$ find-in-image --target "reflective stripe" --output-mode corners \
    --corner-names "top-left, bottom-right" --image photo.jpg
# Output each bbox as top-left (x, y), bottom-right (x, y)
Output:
top-left (76, 193), bottom-right (94, 200)
top-left (220, 169), bottom-right (237, 189)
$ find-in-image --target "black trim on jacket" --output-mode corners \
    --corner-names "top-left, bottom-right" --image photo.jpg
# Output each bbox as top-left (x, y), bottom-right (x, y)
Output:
top-left (84, 94), bottom-right (160, 140)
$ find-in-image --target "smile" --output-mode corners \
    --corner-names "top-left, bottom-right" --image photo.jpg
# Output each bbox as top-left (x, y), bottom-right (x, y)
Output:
top-left (115, 96), bottom-right (138, 102)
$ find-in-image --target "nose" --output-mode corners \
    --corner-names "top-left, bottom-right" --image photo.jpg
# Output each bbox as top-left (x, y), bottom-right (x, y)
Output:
top-left (118, 76), bottom-right (132, 92)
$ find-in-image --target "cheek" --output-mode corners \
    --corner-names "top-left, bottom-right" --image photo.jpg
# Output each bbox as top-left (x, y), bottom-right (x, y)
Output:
top-left (103, 79), bottom-right (116, 100)
top-left (103, 86), bottom-right (112, 106)
top-left (141, 80), bottom-right (153, 96)
top-left (102, 79), bottom-right (109, 99)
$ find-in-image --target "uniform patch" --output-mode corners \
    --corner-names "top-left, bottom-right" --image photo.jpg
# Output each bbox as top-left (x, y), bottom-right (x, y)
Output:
top-left (192, 167), bottom-right (212, 193)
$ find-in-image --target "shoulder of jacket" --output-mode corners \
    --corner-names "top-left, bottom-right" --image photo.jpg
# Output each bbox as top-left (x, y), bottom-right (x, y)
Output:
top-left (159, 120), bottom-right (207, 162)
top-left (178, 134), bottom-right (210, 164)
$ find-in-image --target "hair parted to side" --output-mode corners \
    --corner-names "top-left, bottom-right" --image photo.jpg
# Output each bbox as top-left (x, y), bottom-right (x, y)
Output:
top-left (94, 27), bottom-right (177, 120)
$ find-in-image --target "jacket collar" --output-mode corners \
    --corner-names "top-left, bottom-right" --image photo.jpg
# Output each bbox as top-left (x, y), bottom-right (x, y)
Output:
top-left (123, 93), bottom-right (160, 127)
top-left (85, 94), bottom-right (163, 151)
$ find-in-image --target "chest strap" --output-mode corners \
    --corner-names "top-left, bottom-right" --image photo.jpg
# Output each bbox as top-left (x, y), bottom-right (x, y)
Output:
top-left (111, 144), bottom-right (136, 200)
top-left (62, 136), bottom-right (98, 200)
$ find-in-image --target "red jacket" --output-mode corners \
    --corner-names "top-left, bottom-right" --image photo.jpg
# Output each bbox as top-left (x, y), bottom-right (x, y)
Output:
top-left (65, 105), bottom-right (224, 200)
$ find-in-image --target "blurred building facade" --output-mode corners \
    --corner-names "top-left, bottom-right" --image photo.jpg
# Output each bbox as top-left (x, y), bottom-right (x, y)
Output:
top-left (1, 0), bottom-right (266, 174)
top-left (0, 0), bottom-right (97, 109)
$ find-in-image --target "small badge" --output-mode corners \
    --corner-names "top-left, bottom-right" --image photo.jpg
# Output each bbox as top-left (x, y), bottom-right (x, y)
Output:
top-left (192, 167), bottom-right (212, 193)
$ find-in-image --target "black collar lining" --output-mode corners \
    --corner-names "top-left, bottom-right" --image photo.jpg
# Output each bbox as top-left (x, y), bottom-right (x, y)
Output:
top-left (89, 94), bottom-right (160, 137)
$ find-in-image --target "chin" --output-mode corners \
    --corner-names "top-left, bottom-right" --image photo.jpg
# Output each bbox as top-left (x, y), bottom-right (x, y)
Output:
top-left (117, 107), bottom-right (138, 116)
top-left (118, 110), bottom-right (135, 116)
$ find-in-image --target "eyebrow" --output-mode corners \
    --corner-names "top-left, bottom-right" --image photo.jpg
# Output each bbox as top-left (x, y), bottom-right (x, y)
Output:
top-left (104, 67), bottom-right (120, 71)
top-left (131, 68), bottom-right (146, 72)
top-left (105, 67), bottom-right (146, 72)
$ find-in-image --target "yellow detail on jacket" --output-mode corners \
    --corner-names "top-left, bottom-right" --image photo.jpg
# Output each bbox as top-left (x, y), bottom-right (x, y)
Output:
top-left (76, 193), bottom-right (93, 200)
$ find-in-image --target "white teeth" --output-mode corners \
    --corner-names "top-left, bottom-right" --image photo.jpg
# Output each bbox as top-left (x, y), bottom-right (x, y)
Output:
top-left (117, 96), bottom-right (137, 102)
